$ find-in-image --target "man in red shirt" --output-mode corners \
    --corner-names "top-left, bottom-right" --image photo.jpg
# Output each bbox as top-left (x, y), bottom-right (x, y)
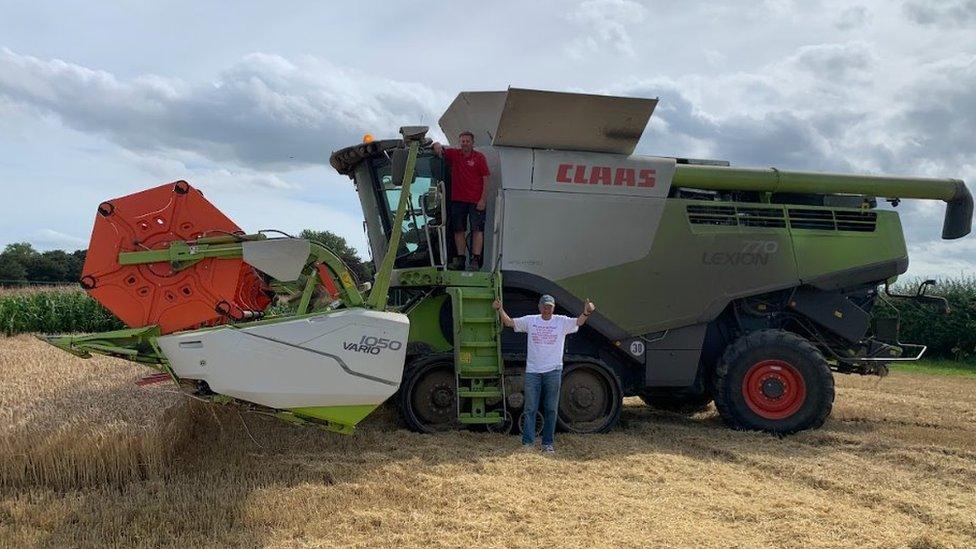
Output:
top-left (432, 131), bottom-right (490, 270)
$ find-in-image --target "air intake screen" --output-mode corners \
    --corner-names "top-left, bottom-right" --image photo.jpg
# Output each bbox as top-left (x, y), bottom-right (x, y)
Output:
top-left (788, 209), bottom-right (877, 232)
top-left (686, 204), bottom-right (785, 228)
top-left (687, 204), bottom-right (878, 232)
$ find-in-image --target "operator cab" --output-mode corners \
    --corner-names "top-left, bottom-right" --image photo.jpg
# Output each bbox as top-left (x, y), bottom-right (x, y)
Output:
top-left (332, 140), bottom-right (476, 272)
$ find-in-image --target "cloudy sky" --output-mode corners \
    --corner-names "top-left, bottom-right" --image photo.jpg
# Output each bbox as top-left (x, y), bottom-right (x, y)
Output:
top-left (1, 0), bottom-right (974, 277)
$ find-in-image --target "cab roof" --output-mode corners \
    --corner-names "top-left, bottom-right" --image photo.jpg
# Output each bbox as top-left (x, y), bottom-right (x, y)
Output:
top-left (329, 139), bottom-right (401, 176)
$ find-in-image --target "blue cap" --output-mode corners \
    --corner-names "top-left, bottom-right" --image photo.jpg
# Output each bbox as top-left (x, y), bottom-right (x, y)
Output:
top-left (539, 295), bottom-right (555, 307)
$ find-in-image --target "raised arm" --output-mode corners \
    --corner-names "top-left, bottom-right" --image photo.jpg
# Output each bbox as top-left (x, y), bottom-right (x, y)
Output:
top-left (577, 298), bottom-right (596, 326)
top-left (432, 141), bottom-right (445, 157)
top-left (492, 299), bottom-right (516, 328)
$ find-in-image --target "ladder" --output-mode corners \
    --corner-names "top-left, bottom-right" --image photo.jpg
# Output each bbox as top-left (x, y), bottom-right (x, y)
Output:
top-left (447, 272), bottom-right (506, 426)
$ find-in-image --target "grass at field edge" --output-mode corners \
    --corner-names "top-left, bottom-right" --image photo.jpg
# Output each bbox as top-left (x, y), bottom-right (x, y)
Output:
top-left (890, 359), bottom-right (976, 378)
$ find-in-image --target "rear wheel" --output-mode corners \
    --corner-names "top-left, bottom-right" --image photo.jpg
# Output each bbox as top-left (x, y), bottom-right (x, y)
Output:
top-left (557, 362), bottom-right (623, 434)
top-left (398, 354), bottom-right (459, 433)
top-left (713, 329), bottom-right (834, 434)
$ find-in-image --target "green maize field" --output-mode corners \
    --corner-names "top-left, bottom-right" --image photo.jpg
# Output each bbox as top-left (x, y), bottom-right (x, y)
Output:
top-left (0, 287), bottom-right (122, 336)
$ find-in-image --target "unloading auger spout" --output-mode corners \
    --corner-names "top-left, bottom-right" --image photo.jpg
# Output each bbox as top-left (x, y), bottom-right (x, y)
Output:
top-left (672, 165), bottom-right (973, 240)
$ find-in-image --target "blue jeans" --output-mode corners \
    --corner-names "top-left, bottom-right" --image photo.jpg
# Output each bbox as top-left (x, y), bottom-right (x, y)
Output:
top-left (522, 370), bottom-right (562, 446)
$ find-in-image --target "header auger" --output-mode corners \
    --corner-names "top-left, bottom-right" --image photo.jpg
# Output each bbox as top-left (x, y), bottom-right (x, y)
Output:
top-left (46, 88), bottom-right (973, 436)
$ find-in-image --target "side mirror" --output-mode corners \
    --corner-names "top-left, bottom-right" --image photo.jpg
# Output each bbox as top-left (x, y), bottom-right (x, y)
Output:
top-left (421, 186), bottom-right (443, 226)
top-left (391, 126), bottom-right (430, 186)
top-left (391, 148), bottom-right (412, 187)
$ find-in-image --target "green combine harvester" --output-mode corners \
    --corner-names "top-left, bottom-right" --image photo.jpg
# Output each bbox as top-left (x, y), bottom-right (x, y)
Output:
top-left (48, 89), bottom-right (972, 436)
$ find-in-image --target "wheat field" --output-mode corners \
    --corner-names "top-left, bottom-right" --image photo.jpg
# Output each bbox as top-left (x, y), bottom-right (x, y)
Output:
top-left (1, 335), bottom-right (975, 548)
top-left (0, 335), bottom-right (195, 490)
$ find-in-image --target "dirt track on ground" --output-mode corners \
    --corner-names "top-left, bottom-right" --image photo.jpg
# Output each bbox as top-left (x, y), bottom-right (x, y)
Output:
top-left (2, 335), bottom-right (975, 548)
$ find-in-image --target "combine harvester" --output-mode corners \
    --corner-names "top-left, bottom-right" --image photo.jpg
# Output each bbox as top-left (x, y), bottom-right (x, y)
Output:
top-left (48, 89), bottom-right (972, 435)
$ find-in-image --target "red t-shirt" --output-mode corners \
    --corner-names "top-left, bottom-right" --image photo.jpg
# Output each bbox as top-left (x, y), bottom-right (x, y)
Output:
top-left (444, 148), bottom-right (490, 204)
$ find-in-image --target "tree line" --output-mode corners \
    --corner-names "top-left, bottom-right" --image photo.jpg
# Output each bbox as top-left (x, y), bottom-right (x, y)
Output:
top-left (0, 243), bottom-right (86, 284)
top-left (0, 230), bottom-right (371, 286)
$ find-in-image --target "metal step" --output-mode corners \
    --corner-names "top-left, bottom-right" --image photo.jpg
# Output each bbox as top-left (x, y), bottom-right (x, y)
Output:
top-left (458, 412), bottom-right (503, 424)
top-left (457, 388), bottom-right (503, 398)
top-left (458, 289), bottom-right (496, 300)
top-left (458, 341), bottom-right (497, 348)
top-left (465, 316), bottom-right (497, 323)
top-left (457, 366), bottom-right (503, 376)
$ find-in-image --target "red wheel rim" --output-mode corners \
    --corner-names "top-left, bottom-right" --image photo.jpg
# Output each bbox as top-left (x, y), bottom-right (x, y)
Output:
top-left (742, 359), bottom-right (806, 420)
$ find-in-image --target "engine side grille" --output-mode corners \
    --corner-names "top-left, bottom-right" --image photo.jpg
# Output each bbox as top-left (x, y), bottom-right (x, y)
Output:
top-left (834, 210), bottom-right (878, 232)
top-left (788, 208), bottom-right (835, 230)
top-left (736, 207), bottom-right (786, 228)
top-left (687, 203), bottom-right (878, 232)
top-left (687, 204), bottom-right (787, 228)
top-left (788, 208), bottom-right (877, 232)
top-left (687, 204), bottom-right (737, 226)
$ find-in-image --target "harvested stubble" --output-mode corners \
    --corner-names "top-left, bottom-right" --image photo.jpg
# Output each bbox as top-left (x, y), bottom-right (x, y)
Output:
top-left (0, 335), bottom-right (196, 490)
top-left (2, 336), bottom-right (976, 548)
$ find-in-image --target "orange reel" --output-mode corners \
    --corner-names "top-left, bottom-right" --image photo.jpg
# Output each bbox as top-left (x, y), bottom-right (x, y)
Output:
top-left (81, 181), bottom-right (271, 334)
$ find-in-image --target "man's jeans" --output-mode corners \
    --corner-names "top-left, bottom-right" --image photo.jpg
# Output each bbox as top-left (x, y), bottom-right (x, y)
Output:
top-left (522, 369), bottom-right (562, 446)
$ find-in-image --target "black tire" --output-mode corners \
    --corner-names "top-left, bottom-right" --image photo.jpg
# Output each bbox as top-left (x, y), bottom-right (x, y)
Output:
top-left (398, 353), bottom-right (459, 433)
top-left (556, 362), bottom-right (623, 434)
top-left (487, 410), bottom-right (514, 434)
top-left (713, 329), bottom-right (834, 435)
top-left (638, 391), bottom-right (713, 414)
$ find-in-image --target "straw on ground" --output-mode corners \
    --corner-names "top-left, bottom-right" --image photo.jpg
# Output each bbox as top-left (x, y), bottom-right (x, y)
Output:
top-left (1, 335), bottom-right (975, 548)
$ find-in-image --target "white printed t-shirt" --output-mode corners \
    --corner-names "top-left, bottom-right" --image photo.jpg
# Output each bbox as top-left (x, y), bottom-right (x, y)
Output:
top-left (513, 314), bottom-right (579, 373)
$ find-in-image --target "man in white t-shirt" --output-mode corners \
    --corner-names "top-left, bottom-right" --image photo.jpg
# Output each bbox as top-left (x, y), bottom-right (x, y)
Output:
top-left (492, 294), bottom-right (595, 454)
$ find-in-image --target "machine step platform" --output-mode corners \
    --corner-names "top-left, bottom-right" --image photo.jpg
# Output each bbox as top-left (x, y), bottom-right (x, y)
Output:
top-left (447, 272), bottom-right (506, 426)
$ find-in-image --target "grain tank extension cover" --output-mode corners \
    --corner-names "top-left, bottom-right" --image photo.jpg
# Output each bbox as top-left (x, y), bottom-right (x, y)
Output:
top-left (439, 88), bottom-right (657, 155)
top-left (438, 91), bottom-right (508, 146)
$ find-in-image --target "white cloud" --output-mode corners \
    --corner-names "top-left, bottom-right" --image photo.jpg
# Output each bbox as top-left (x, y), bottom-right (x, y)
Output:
top-left (703, 49), bottom-right (727, 66)
top-left (117, 149), bottom-right (298, 191)
top-left (835, 5), bottom-right (870, 30)
top-left (565, 0), bottom-right (647, 60)
top-left (202, 186), bottom-right (371, 259)
top-left (30, 229), bottom-right (87, 251)
top-left (0, 48), bottom-right (445, 171)
top-left (618, 41), bottom-right (975, 177)
top-left (762, 0), bottom-right (797, 17)
top-left (905, 237), bottom-right (976, 278)
top-left (786, 42), bottom-right (875, 83)
top-left (903, 0), bottom-right (976, 27)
